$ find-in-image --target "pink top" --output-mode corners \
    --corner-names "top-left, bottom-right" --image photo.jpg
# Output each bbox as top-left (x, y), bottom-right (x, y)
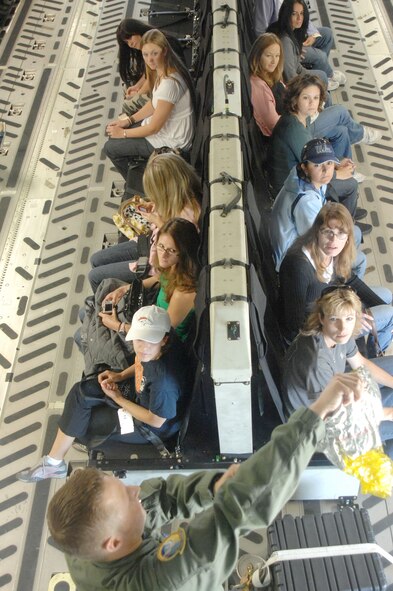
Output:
top-left (250, 76), bottom-right (280, 137)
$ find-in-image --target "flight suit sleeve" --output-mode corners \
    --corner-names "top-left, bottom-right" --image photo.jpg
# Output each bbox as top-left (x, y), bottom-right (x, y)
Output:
top-left (135, 407), bottom-right (326, 591)
top-left (141, 469), bottom-right (223, 533)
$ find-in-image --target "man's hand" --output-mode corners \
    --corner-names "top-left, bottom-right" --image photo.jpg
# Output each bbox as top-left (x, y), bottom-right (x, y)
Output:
top-left (213, 464), bottom-right (241, 495)
top-left (310, 373), bottom-right (364, 420)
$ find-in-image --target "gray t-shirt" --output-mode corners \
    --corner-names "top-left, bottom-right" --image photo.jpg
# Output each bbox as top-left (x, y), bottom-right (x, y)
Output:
top-left (283, 333), bottom-right (358, 414)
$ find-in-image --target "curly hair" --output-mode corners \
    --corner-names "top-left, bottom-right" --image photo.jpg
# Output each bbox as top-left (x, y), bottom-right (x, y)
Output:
top-left (154, 218), bottom-right (200, 300)
top-left (283, 72), bottom-right (327, 114)
top-left (249, 33), bottom-right (284, 87)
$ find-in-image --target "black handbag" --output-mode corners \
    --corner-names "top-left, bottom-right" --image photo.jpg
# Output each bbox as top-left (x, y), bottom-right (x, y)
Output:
top-left (343, 275), bottom-right (386, 308)
top-left (117, 278), bottom-right (160, 324)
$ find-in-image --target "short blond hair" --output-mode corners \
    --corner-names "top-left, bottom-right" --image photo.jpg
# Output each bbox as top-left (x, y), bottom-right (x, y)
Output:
top-left (302, 287), bottom-right (362, 337)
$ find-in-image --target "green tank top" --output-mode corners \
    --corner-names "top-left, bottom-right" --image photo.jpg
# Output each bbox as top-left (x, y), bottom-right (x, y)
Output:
top-left (156, 279), bottom-right (194, 343)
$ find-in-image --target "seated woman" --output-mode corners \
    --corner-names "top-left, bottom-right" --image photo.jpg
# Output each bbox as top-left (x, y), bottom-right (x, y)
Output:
top-left (269, 73), bottom-right (370, 199)
top-left (270, 138), bottom-right (364, 275)
top-left (99, 217), bottom-right (200, 343)
top-left (266, 0), bottom-right (344, 89)
top-left (104, 29), bottom-right (195, 188)
top-left (249, 32), bottom-right (381, 147)
top-left (254, 0), bottom-right (334, 75)
top-left (269, 73), bottom-right (371, 233)
top-left (279, 202), bottom-right (393, 354)
top-left (17, 306), bottom-right (191, 483)
top-left (110, 19), bottom-right (185, 123)
top-left (282, 287), bottom-right (393, 458)
top-left (78, 218), bottom-right (199, 375)
top-left (88, 151), bottom-right (201, 292)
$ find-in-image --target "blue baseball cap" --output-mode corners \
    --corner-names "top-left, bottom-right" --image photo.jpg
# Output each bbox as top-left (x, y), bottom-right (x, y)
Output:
top-left (301, 138), bottom-right (340, 165)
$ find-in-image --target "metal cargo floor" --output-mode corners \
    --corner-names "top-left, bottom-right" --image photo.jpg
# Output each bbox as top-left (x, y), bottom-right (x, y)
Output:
top-left (0, 0), bottom-right (393, 589)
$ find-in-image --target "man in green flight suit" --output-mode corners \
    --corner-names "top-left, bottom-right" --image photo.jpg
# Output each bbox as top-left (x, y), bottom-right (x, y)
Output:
top-left (47, 372), bottom-right (362, 591)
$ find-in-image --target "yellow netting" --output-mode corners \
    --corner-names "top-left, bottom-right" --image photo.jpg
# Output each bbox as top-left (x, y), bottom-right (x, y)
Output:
top-left (343, 448), bottom-right (393, 498)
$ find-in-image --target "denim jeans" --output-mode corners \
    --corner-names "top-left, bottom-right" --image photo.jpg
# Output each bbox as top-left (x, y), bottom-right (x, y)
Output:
top-left (310, 105), bottom-right (364, 160)
top-left (368, 356), bottom-right (393, 458)
top-left (327, 174), bottom-right (358, 218)
top-left (58, 379), bottom-right (147, 445)
top-left (310, 27), bottom-right (334, 57)
top-left (352, 225), bottom-right (366, 279)
top-left (88, 241), bottom-right (139, 292)
top-left (362, 287), bottom-right (393, 356)
top-left (104, 137), bottom-right (155, 180)
top-left (302, 27), bottom-right (334, 77)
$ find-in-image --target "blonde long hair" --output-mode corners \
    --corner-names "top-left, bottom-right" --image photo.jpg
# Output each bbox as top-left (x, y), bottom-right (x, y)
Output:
top-left (143, 152), bottom-right (201, 223)
top-left (249, 33), bottom-right (284, 87)
top-left (293, 203), bottom-right (356, 282)
top-left (140, 29), bottom-right (194, 100)
top-left (302, 287), bottom-right (362, 337)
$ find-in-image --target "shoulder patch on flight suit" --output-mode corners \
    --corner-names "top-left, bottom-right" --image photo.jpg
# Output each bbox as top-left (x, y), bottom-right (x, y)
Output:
top-left (157, 527), bottom-right (187, 562)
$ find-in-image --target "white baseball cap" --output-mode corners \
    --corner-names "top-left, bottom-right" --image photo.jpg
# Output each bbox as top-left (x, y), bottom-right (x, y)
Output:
top-left (126, 305), bottom-right (171, 343)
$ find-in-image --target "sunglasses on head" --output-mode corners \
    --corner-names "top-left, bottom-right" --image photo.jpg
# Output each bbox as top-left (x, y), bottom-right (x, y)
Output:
top-left (321, 284), bottom-right (355, 298)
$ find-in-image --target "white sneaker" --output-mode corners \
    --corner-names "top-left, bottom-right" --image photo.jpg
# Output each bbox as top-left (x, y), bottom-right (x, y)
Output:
top-left (359, 126), bottom-right (383, 145)
top-left (353, 171), bottom-right (367, 183)
top-left (327, 78), bottom-right (339, 91)
top-left (331, 70), bottom-right (347, 86)
top-left (16, 456), bottom-right (68, 483)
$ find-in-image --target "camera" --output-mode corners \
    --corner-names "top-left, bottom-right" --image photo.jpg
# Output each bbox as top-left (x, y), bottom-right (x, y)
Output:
top-left (102, 301), bottom-right (113, 314)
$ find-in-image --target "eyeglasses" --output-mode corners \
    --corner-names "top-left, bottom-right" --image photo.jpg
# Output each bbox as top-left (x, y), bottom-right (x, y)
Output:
top-left (321, 284), bottom-right (355, 298)
top-left (319, 228), bottom-right (348, 241)
top-left (157, 243), bottom-right (179, 256)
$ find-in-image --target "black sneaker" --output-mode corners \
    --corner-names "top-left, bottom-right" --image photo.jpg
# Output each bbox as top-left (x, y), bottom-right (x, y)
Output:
top-left (354, 208), bottom-right (367, 221)
top-left (356, 222), bottom-right (372, 235)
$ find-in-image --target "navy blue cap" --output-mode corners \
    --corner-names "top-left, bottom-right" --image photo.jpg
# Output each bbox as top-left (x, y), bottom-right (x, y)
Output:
top-left (301, 138), bottom-right (340, 165)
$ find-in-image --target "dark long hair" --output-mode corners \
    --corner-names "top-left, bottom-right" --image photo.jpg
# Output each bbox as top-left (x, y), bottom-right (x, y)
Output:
top-left (268, 0), bottom-right (309, 53)
top-left (116, 19), bottom-right (153, 86)
top-left (155, 218), bottom-right (200, 300)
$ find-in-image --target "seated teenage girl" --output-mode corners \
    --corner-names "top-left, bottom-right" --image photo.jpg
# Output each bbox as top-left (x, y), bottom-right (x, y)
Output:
top-left (88, 152), bottom-right (201, 292)
top-left (104, 29), bottom-right (195, 185)
top-left (17, 306), bottom-right (191, 483)
top-left (100, 218), bottom-right (200, 343)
